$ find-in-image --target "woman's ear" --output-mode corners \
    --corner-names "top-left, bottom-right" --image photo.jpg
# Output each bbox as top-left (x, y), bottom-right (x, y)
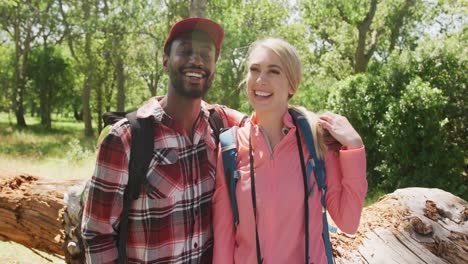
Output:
top-left (288, 86), bottom-right (294, 97)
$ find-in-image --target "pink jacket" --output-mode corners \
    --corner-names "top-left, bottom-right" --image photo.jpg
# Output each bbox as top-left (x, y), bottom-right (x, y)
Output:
top-left (213, 112), bottom-right (367, 264)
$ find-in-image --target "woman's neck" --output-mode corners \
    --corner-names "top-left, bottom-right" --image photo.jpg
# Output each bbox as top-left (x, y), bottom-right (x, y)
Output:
top-left (255, 108), bottom-right (287, 149)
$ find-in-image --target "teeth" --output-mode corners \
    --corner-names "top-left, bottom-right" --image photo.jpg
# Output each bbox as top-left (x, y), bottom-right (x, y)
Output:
top-left (255, 91), bottom-right (272, 97)
top-left (185, 72), bottom-right (203, 78)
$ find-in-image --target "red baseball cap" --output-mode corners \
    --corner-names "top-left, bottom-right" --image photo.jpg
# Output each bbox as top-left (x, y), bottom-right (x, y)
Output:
top-left (164, 17), bottom-right (224, 60)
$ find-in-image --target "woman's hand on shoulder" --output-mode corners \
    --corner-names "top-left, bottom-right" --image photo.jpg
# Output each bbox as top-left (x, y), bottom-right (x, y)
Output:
top-left (318, 112), bottom-right (363, 150)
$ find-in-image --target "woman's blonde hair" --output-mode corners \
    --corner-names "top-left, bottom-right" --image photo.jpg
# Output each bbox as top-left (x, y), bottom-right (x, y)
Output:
top-left (289, 106), bottom-right (327, 160)
top-left (240, 37), bottom-right (302, 98)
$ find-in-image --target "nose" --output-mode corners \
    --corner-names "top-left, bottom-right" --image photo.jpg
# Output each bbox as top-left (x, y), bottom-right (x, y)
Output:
top-left (256, 72), bottom-right (267, 85)
top-left (189, 51), bottom-right (203, 67)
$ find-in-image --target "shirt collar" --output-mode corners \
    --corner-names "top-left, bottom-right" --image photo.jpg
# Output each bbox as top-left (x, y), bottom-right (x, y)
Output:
top-left (136, 96), bottom-right (212, 122)
top-left (249, 110), bottom-right (296, 149)
top-left (136, 96), bottom-right (165, 121)
top-left (135, 96), bottom-right (214, 147)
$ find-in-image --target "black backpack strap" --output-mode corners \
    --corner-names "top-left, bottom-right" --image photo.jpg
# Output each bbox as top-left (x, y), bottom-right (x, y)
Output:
top-left (208, 108), bottom-right (224, 146)
top-left (102, 111), bottom-right (128, 126)
top-left (118, 110), bottom-right (154, 264)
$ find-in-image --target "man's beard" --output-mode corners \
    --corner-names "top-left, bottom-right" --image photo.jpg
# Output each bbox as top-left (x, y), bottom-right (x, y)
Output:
top-left (169, 66), bottom-right (213, 99)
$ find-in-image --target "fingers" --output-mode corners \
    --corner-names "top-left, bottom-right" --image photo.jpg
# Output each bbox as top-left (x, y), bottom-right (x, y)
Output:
top-left (317, 119), bottom-right (332, 132)
top-left (323, 129), bottom-right (342, 152)
top-left (319, 112), bottom-right (335, 123)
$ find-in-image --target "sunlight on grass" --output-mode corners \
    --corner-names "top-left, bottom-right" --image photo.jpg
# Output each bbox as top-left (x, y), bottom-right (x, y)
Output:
top-left (0, 154), bottom-right (95, 181)
top-left (0, 113), bottom-right (96, 161)
top-left (0, 241), bottom-right (64, 264)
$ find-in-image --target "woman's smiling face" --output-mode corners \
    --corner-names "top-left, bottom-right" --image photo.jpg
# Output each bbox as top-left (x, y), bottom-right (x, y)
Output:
top-left (246, 46), bottom-right (293, 114)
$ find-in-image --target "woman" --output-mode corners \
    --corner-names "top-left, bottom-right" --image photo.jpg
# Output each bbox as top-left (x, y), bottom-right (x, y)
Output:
top-left (212, 38), bottom-right (367, 264)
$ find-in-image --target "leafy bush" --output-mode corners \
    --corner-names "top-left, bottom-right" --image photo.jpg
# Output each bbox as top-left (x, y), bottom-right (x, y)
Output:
top-left (376, 78), bottom-right (464, 195)
top-left (327, 73), bottom-right (392, 190)
top-left (66, 138), bottom-right (93, 162)
top-left (327, 47), bottom-right (467, 199)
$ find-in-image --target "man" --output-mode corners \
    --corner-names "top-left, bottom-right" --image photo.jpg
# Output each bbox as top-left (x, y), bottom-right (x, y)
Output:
top-left (81, 18), bottom-right (246, 263)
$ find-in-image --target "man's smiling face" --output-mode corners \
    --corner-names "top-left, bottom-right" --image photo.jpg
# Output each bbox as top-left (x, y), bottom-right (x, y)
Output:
top-left (164, 30), bottom-right (217, 99)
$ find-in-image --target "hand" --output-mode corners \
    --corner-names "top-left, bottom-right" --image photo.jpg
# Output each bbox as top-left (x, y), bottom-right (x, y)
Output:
top-left (323, 129), bottom-right (342, 153)
top-left (318, 112), bottom-right (363, 149)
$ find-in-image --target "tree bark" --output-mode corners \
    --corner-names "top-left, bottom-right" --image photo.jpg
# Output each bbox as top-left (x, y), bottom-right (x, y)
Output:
top-left (116, 57), bottom-right (125, 112)
top-left (354, 0), bottom-right (378, 73)
top-left (82, 0), bottom-right (94, 137)
top-left (332, 188), bottom-right (468, 264)
top-left (190, 0), bottom-right (207, 18)
top-left (389, 0), bottom-right (415, 54)
top-left (0, 175), bottom-right (83, 257)
top-left (13, 15), bottom-right (28, 128)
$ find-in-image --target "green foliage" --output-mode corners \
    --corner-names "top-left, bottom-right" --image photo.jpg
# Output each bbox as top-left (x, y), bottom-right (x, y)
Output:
top-left (414, 34), bottom-right (467, 157)
top-left (376, 78), bottom-right (463, 194)
top-left (300, 0), bottom-right (434, 75)
top-left (327, 37), bottom-right (467, 199)
top-left (327, 73), bottom-right (389, 189)
top-left (0, 45), bottom-right (14, 112)
top-left (66, 138), bottom-right (93, 161)
top-left (27, 46), bottom-right (77, 124)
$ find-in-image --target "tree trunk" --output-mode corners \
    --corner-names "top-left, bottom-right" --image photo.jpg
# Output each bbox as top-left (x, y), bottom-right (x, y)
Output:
top-left (354, 0), bottom-right (378, 73)
top-left (116, 57), bottom-right (125, 112)
top-left (13, 19), bottom-right (28, 127)
top-left (1, 173), bottom-right (466, 264)
top-left (82, 0), bottom-right (94, 138)
top-left (96, 77), bottom-right (103, 133)
top-left (40, 81), bottom-right (52, 129)
top-left (389, 0), bottom-right (415, 54)
top-left (190, 0), bottom-right (207, 18)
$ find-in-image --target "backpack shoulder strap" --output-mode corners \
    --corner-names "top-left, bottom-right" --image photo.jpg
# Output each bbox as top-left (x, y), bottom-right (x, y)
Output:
top-left (102, 111), bottom-right (128, 126)
top-left (289, 109), bottom-right (325, 188)
top-left (125, 111), bottom-right (154, 199)
top-left (289, 108), bottom-right (334, 264)
top-left (219, 126), bottom-right (240, 227)
top-left (118, 110), bottom-right (154, 263)
top-left (208, 108), bottom-right (224, 146)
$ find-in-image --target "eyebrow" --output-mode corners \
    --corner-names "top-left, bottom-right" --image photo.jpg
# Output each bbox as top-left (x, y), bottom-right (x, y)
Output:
top-left (251, 63), bottom-right (283, 70)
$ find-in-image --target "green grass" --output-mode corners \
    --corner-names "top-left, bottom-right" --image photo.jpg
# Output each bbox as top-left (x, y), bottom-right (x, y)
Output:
top-left (0, 113), bottom-right (96, 156)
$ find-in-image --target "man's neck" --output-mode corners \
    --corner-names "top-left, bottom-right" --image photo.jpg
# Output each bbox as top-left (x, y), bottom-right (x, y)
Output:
top-left (162, 91), bottom-right (202, 138)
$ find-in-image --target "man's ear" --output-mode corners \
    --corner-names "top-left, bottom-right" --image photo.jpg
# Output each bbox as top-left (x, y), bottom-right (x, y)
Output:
top-left (163, 54), bottom-right (169, 71)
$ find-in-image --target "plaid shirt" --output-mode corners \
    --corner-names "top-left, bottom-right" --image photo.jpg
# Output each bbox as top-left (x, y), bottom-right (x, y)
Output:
top-left (82, 97), bottom-right (246, 264)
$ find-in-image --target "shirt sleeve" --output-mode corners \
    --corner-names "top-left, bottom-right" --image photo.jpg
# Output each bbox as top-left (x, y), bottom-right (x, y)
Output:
top-left (81, 123), bottom-right (130, 263)
top-left (324, 146), bottom-right (367, 234)
top-left (212, 147), bottom-right (236, 264)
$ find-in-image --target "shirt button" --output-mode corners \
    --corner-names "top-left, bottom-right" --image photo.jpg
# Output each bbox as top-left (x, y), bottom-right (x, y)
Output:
top-left (194, 242), bottom-right (198, 248)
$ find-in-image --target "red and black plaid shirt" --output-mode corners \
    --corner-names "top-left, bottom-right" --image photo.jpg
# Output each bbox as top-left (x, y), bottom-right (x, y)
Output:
top-left (82, 97), bottom-right (246, 263)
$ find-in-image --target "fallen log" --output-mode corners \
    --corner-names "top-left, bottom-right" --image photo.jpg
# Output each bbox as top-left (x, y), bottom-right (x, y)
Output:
top-left (331, 187), bottom-right (468, 264)
top-left (0, 174), bottom-right (83, 260)
top-left (0, 174), bottom-right (466, 263)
